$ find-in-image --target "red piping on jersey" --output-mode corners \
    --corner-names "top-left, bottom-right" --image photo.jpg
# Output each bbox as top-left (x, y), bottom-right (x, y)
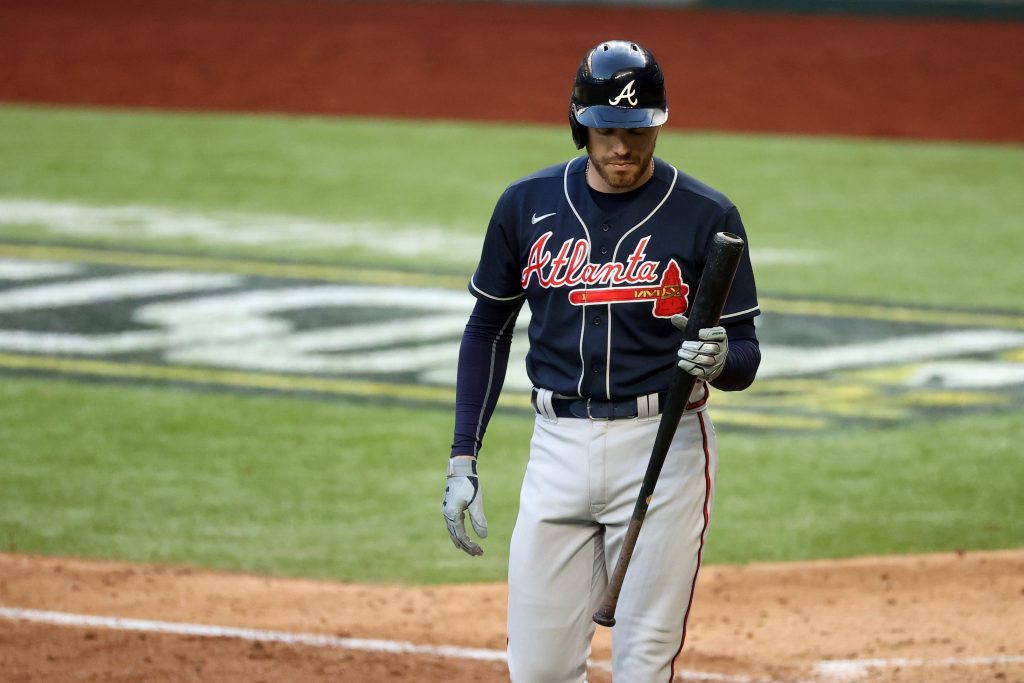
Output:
top-left (669, 411), bottom-right (713, 683)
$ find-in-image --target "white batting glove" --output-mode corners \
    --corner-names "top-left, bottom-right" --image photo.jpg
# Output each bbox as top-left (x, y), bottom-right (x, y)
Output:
top-left (442, 456), bottom-right (488, 557)
top-left (671, 314), bottom-right (729, 382)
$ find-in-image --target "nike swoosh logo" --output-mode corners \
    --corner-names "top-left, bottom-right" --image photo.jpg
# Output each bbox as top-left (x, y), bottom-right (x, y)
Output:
top-left (531, 212), bottom-right (556, 225)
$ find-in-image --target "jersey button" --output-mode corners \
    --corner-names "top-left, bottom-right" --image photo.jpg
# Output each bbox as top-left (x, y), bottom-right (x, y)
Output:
top-left (602, 223), bottom-right (610, 232)
top-left (600, 246), bottom-right (608, 255)
top-left (592, 316), bottom-right (602, 326)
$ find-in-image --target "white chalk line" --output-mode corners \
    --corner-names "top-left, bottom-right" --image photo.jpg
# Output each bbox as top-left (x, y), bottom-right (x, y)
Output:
top-left (0, 606), bottom-right (504, 660)
top-left (0, 606), bottom-right (759, 682)
top-left (2, 606), bottom-right (1021, 682)
top-left (815, 653), bottom-right (1024, 680)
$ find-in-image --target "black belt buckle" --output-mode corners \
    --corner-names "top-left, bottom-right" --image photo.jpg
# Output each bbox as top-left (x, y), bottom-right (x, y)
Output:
top-left (585, 397), bottom-right (637, 420)
top-left (585, 398), bottom-right (609, 421)
top-left (564, 399), bottom-right (593, 420)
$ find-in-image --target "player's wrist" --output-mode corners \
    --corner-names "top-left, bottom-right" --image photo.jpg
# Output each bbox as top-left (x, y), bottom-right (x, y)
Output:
top-left (448, 455), bottom-right (478, 477)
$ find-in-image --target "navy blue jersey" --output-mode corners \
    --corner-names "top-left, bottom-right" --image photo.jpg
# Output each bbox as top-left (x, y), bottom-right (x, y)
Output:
top-left (469, 155), bottom-right (759, 400)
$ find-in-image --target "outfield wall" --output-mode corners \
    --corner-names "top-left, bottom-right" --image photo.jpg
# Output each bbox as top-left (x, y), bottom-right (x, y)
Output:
top-left (488, 0), bottom-right (1024, 19)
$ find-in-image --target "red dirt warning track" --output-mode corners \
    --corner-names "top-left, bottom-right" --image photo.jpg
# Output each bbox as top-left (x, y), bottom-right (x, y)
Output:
top-left (1, 0), bottom-right (1023, 142)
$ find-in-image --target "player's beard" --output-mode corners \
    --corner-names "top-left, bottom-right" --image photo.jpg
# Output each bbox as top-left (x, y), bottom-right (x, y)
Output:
top-left (590, 149), bottom-right (655, 192)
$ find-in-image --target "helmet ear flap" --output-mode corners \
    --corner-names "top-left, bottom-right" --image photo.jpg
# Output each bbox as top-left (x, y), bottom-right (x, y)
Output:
top-left (569, 105), bottom-right (587, 150)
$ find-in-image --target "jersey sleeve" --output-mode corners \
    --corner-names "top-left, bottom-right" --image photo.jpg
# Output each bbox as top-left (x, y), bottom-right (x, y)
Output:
top-left (468, 189), bottom-right (527, 303)
top-left (451, 298), bottom-right (523, 456)
top-left (713, 318), bottom-right (760, 391)
top-left (715, 206), bottom-right (760, 323)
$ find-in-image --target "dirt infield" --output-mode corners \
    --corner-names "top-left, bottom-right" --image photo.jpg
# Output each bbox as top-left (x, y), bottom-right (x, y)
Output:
top-left (1, 551), bottom-right (1022, 682)
top-left (1, 1), bottom-right (1023, 681)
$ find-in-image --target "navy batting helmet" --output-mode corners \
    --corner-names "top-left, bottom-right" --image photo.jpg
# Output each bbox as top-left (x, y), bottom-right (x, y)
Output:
top-left (569, 40), bottom-right (669, 150)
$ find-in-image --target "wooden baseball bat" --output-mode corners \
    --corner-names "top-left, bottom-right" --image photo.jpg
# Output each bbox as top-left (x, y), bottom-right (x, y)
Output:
top-left (592, 231), bottom-right (746, 628)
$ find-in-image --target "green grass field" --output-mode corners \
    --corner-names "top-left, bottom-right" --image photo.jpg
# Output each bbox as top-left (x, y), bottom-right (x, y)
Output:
top-left (1, 104), bottom-right (1022, 584)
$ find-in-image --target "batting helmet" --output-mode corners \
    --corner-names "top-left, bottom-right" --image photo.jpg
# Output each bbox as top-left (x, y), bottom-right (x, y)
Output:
top-left (569, 40), bottom-right (669, 150)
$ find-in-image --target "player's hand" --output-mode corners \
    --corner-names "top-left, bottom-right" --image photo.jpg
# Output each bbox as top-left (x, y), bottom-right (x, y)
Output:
top-left (442, 455), bottom-right (488, 556)
top-left (671, 314), bottom-right (728, 382)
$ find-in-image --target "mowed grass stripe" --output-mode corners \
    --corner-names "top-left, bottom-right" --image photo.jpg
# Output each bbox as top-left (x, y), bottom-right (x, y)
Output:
top-left (0, 353), bottom-right (830, 430)
top-left (0, 352), bottom-right (474, 405)
top-left (765, 297), bottom-right (1024, 331)
top-left (4, 241), bottom-right (1023, 330)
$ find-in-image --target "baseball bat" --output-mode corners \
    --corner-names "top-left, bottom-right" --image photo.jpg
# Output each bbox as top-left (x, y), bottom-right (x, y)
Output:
top-left (592, 231), bottom-right (746, 628)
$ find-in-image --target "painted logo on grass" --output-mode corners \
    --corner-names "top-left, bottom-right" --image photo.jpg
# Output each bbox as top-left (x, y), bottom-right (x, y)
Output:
top-left (0, 246), bottom-right (1022, 432)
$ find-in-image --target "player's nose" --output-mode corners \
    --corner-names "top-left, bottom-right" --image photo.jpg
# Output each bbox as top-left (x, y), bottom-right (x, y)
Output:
top-left (609, 131), bottom-right (631, 153)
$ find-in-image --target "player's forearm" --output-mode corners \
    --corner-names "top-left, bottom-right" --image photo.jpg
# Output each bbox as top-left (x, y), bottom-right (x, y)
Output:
top-left (711, 336), bottom-right (760, 391)
top-left (710, 318), bottom-right (760, 391)
top-left (450, 300), bottom-right (520, 456)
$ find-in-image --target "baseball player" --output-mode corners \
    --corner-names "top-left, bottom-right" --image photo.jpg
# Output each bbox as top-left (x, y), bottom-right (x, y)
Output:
top-left (442, 40), bottom-right (760, 682)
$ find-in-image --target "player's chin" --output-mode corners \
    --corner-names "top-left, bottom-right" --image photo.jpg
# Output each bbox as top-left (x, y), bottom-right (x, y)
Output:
top-left (605, 167), bottom-right (641, 187)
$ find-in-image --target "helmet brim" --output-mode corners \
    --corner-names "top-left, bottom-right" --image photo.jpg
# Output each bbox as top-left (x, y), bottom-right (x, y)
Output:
top-left (575, 105), bottom-right (668, 129)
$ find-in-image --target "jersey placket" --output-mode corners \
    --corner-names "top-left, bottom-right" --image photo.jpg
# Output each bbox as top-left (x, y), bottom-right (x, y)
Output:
top-left (581, 217), bottom-right (614, 400)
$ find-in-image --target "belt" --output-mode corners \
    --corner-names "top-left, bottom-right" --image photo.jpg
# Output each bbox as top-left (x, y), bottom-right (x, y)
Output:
top-left (531, 385), bottom-right (710, 421)
top-left (531, 388), bottom-right (668, 421)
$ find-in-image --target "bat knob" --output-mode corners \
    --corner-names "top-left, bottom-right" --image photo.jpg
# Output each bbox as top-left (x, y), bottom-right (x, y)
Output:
top-left (714, 231), bottom-right (745, 247)
top-left (592, 610), bottom-right (616, 627)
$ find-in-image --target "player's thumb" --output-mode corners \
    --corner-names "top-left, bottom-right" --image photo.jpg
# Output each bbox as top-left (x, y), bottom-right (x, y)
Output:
top-left (699, 325), bottom-right (726, 341)
top-left (468, 494), bottom-right (489, 538)
top-left (670, 314), bottom-right (688, 331)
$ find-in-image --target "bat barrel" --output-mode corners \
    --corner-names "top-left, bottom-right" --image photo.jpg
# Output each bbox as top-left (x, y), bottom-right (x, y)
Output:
top-left (683, 232), bottom-right (745, 337)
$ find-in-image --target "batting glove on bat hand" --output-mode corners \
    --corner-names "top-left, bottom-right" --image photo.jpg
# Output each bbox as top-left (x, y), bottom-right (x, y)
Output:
top-left (671, 314), bottom-right (729, 382)
top-left (442, 456), bottom-right (488, 557)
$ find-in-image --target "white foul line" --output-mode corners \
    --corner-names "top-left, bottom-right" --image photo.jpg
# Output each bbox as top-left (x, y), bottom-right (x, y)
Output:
top-left (3, 606), bottom-right (1020, 681)
top-left (0, 606), bottom-right (761, 683)
top-left (0, 606), bottom-right (504, 661)
top-left (815, 653), bottom-right (1024, 680)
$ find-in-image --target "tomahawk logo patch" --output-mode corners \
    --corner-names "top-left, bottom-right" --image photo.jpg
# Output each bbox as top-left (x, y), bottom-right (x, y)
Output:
top-left (569, 259), bottom-right (688, 318)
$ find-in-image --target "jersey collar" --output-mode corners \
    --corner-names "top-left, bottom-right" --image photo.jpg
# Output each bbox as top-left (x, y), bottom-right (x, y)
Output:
top-left (564, 155), bottom-right (678, 233)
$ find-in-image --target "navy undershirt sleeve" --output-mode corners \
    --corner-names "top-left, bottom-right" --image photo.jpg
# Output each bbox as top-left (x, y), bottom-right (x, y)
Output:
top-left (451, 297), bottom-right (523, 457)
top-left (711, 318), bottom-right (760, 391)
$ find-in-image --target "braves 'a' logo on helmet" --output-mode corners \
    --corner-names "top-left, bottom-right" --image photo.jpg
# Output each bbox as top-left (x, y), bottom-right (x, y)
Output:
top-left (608, 80), bottom-right (638, 106)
